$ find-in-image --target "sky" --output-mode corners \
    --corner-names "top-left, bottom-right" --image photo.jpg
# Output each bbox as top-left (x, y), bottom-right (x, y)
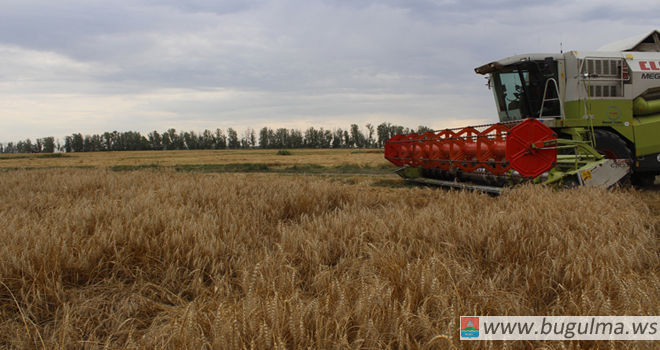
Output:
top-left (0, 0), bottom-right (658, 142)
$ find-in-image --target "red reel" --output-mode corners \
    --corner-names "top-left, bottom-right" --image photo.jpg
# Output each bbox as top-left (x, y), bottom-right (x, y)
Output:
top-left (505, 119), bottom-right (557, 178)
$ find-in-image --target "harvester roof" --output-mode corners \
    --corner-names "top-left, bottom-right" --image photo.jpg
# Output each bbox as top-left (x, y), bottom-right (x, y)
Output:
top-left (474, 53), bottom-right (562, 75)
top-left (475, 30), bottom-right (660, 75)
top-left (598, 30), bottom-right (660, 52)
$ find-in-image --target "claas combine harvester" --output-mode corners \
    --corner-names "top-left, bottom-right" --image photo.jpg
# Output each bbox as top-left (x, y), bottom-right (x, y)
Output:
top-left (385, 30), bottom-right (660, 194)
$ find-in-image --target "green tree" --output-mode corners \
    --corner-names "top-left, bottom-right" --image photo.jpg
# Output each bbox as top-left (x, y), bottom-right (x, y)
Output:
top-left (289, 129), bottom-right (303, 148)
top-left (350, 124), bottom-right (365, 148)
top-left (214, 128), bottom-right (227, 149)
top-left (332, 128), bottom-right (343, 148)
top-left (259, 127), bottom-right (270, 148)
top-left (304, 127), bottom-right (319, 148)
top-left (417, 125), bottom-right (433, 133)
top-left (321, 129), bottom-right (332, 148)
top-left (227, 128), bottom-right (239, 149)
top-left (161, 132), bottom-right (172, 150)
top-left (201, 129), bottom-right (214, 149)
top-left (376, 122), bottom-right (390, 147)
top-left (83, 135), bottom-right (93, 152)
top-left (64, 136), bottom-right (73, 152)
top-left (72, 133), bottom-right (84, 152)
top-left (273, 128), bottom-right (288, 148)
top-left (183, 131), bottom-right (195, 150)
top-left (365, 123), bottom-right (375, 148)
top-left (392, 125), bottom-right (405, 136)
top-left (149, 131), bottom-right (163, 150)
top-left (242, 128), bottom-right (256, 148)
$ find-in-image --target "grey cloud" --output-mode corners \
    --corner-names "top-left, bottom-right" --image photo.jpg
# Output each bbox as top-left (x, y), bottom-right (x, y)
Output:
top-left (0, 0), bottom-right (658, 141)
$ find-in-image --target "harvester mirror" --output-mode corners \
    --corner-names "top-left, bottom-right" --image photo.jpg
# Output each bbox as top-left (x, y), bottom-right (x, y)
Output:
top-left (542, 57), bottom-right (554, 73)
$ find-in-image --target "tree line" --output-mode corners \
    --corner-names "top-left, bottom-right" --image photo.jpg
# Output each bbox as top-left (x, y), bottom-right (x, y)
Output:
top-left (0, 122), bottom-right (432, 153)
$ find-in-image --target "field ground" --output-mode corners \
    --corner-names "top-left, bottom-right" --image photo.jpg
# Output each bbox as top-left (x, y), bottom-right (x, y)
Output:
top-left (0, 149), bottom-right (658, 349)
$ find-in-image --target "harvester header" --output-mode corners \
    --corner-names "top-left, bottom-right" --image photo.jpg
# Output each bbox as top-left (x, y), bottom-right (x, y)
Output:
top-left (385, 118), bottom-right (558, 178)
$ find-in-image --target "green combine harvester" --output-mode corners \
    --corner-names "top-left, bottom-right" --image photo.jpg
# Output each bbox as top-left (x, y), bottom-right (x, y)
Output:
top-left (385, 30), bottom-right (660, 193)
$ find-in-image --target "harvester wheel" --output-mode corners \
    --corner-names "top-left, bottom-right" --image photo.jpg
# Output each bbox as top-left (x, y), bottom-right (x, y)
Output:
top-left (593, 129), bottom-right (632, 186)
top-left (631, 172), bottom-right (657, 187)
top-left (592, 129), bottom-right (658, 186)
top-left (593, 129), bottom-right (631, 160)
top-left (560, 176), bottom-right (580, 189)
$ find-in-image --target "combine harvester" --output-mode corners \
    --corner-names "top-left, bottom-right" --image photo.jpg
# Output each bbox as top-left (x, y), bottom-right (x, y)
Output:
top-left (385, 30), bottom-right (660, 194)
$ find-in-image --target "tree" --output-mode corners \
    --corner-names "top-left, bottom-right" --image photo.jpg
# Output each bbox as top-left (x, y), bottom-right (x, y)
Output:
top-left (332, 128), bottom-right (343, 148)
top-left (166, 129), bottom-right (184, 150)
top-left (64, 136), bottom-right (73, 153)
top-left (365, 123), bottom-right (375, 148)
top-left (242, 128), bottom-right (256, 148)
top-left (350, 124), bottom-right (365, 148)
top-left (201, 129), bottom-right (214, 149)
top-left (227, 128), bottom-right (239, 149)
top-left (0, 120), bottom-right (426, 153)
top-left (417, 125), bottom-right (433, 133)
top-left (273, 128), bottom-right (288, 148)
top-left (92, 134), bottom-right (103, 151)
top-left (161, 132), bottom-right (171, 150)
top-left (183, 131), bottom-right (195, 150)
top-left (240, 133), bottom-right (249, 149)
top-left (259, 127), bottom-right (270, 148)
top-left (392, 125), bottom-right (405, 136)
top-left (149, 131), bottom-right (163, 150)
top-left (41, 137), bottom-right (55, 153)
top-left (101, 132), bottom-right (112, 151)
top-left (376, 122), bottom-right (390, 148)
top-left (25, 139), bottom-right (34, 153)
top-left (289, 129), bottom-right (303, 148)
top-left (321, 129), bottom-right (333, 148)
top-left (71, 134), bottom-right (84, 152)
top-left (83, 135), bottom-right (93, 152)
top-left (16, 140), bottom-right (27, 153)
top-left (304, 127), bottom-right (319, 148)
top-left (214, 128), bottom-right (227, 149)
top-left (249, 128), bottom-right (256, 148)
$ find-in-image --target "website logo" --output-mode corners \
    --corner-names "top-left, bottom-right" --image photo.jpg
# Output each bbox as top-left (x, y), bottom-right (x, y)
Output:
top-left (461, 316), bottom-right (480, 338)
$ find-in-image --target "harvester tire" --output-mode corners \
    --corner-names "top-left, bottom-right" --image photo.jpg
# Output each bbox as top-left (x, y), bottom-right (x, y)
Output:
top-left (631, 172), bottom-right (657, 187)
top-left (593, 129), bottom-right (632, 186)
top-left (593, 129), bottom-right (631, 160)
top-left (560, 176), bottom-right (580, 189)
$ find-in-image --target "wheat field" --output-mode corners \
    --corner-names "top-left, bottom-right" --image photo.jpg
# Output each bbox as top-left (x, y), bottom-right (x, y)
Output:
top-left (0, 165), bottom-right (658, 349)
top-left (0, 149), bottom-right (388, 169)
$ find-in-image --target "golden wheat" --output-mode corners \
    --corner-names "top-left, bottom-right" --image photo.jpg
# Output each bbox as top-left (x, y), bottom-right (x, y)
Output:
top-left (0, 168), bottom-right (657, 349)
top-left (0, 149), bottom-right (389, 169)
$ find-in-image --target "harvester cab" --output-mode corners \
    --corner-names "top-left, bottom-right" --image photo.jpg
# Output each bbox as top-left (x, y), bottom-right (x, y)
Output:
top-left (385, 30), bottom-right (660, 193)
top-left (478, 55), bottom-right (562, 121)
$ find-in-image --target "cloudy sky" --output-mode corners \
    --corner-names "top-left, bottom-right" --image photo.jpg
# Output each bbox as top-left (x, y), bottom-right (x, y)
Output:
top-left (0, 0), bottom-right (658, 142)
